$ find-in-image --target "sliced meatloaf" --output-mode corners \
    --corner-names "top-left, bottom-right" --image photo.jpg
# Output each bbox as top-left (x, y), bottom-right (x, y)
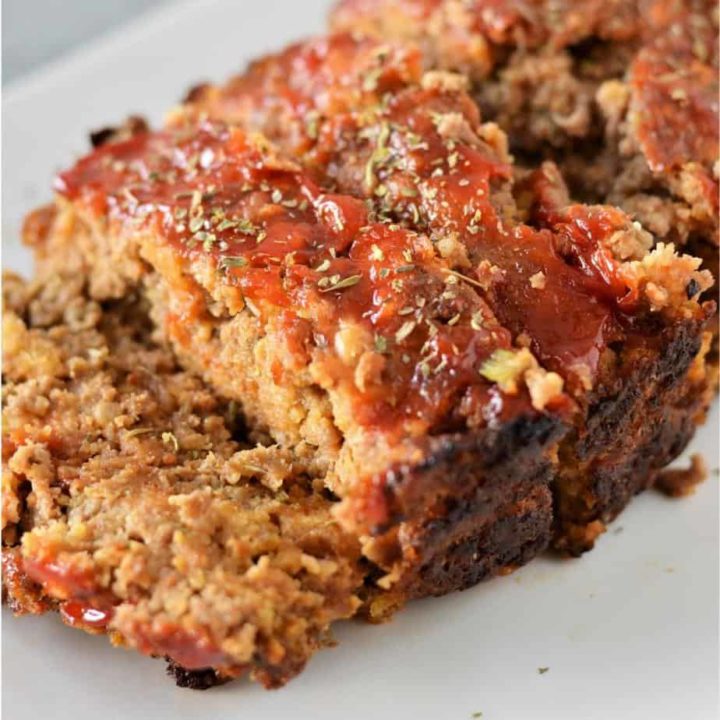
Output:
top-left (2, 271), bottom-right (363, 688)
top-left (25, 113), bottom-right (569, 606)
top-left (3, 6), bottom-right (716, 696)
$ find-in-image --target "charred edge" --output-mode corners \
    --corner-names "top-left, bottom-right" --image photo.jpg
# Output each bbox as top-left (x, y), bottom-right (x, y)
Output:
top-left (377, 412), bottom-right (564, 531)
top-left (371, 413), bottom-right (560, 599)
top-left (579, 320), bottom-right (703, 461)
top-left (165, 658), bottom-right (230, 690)
top-left (553, 319), bottom-right (709, 554)
top-left (89, 116), bottom-right (149, 148)
top-left (182, 82), bottom-right (212, 105)
top-left (1, 548), bottom-right (52, 616)
top-left (406, 483), bottom-right (553, 598)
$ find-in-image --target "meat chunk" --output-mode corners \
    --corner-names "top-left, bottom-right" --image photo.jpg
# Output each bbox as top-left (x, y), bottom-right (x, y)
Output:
top-left (33, 114), bottom-right (568, 597)
top-left (5, 25), bottom-right (715, 690)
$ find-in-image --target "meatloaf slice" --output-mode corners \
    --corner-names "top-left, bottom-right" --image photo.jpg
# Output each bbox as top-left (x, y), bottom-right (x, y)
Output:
top-left (175, 32), bottom-right (715, 552)
top-left (26, 114), bottom-right (570, 605)
top-left (2, 271), bottom-right (363, 688)
top-left (329, 0), bottom-right (719, 254)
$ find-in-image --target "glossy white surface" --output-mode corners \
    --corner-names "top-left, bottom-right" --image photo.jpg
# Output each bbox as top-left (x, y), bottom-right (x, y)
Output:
top-left (2, 0), bottom-right (169, 83)
top-left (2, 2), bottom-right (718, 718)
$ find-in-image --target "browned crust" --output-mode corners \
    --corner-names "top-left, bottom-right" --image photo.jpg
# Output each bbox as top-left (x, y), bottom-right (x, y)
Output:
top-left (554, 317), bottom-right (710, 553)
top-left (2, 548), bottom-right (52, 616)
top-left (165, 659), bottom-right (230, 690)
top-left (4, 12), bottom-right (715, 688)
top-left (402, 482), bottom-right (553, 599)
top-left (89, 116), bottom-right (149, 149)
top-left (368, 413), bottom-right (563, 601)
top-left (170, 30), bottom-right (713, 559)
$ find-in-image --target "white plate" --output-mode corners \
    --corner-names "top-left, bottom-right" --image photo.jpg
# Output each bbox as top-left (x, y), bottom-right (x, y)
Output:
top-left (2, 2), bottom-right (718, 718)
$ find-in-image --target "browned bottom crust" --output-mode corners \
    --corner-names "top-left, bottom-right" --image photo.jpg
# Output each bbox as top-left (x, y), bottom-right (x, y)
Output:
top-left (389, 420), bottom-right (559, 601)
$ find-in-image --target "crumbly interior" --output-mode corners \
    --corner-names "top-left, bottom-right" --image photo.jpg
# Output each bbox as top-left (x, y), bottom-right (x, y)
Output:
top-left (2, 271), bottom-right (363, 688)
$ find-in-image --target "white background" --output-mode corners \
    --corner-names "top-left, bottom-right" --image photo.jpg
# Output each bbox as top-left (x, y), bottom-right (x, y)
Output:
top-left (2, 0), bottom-right (169, 83)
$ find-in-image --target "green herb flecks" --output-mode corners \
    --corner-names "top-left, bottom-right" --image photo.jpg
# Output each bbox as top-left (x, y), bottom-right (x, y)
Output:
top-left (364, 121), bottom-right (392, 193)
top-left (374, 335), bottom-right (389, 354)
top-left (318, 274), bottom-right (363, 293)
top-left (395, 320), bottom-right (417, 343)
top-left (219, 255), bottom-right (248, 270)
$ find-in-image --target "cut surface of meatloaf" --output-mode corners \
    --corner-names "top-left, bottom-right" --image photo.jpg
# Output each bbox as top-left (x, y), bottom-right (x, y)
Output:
top-left (329, 0), bottom-right (719, 255)
top-left (174, 32), bottom-right (715, 552)
top-left (2, 271), bottom-right (363, 688)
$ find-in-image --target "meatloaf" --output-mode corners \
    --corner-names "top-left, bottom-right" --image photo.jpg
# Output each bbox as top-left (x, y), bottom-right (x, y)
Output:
top-left (4, 26), bottom-right (715, 693)
top-left (2, 270), bottom-right (366, 688)
top-left (173, 32), bottom-right (715, 551)
top-left (329, 0), bottom-right (719, 256)
top-left (24, 32), bottom-right (713, 579)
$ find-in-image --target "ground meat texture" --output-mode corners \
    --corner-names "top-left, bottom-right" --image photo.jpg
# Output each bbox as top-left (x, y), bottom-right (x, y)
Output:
top-left (35, 75), bottom-right (581, 596)
top-left (5, 6), bottom-right (716, 695)
top-left (5, 19), bottom-right (716, 693)
top-left (2, 272), bottom-right (364, 688)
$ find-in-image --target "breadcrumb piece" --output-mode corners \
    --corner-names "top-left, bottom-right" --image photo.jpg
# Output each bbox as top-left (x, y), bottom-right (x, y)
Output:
top-left (225, 445), bottom-right (295, 491)
top-left (524, 367), bottom-right (565, 412)
top-left (654, 454), bottom-right (708, 497)
top-left (436, 233), bottom-right (471, 268)
top-left (479, 348), bottom-right (564, 410)
top-left (596, 79), bottom-right (631, 135)
top-left (421, 70), bottom-right (469, 93)
top-left (432, 112), bottom-right (480, 147)
top-left (627, 242), bottom-right (713, 312)
top-left (604, 222), bottom-right (653, 261)
top-left (475, 259), bottom-right (505, 290)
